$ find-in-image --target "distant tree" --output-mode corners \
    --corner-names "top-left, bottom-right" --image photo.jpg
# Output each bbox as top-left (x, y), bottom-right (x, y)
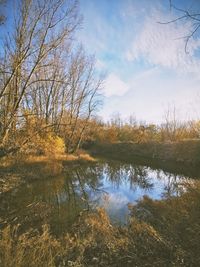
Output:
top-left (160, 105), bottom-right (186, 141)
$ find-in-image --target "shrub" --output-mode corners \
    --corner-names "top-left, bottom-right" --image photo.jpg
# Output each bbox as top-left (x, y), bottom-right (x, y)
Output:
top-left (22, 134), bottom-right (66, 156)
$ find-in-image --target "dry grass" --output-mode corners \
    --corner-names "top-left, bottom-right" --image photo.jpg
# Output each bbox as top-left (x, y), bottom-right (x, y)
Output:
top-left (1, 151), bottom-right (199, 266)
top-left (1, 181), bottom-right (200, 267)
top-left (77, 153), bottom-right (96, 162)
top-left (0, 173), bottom-right (22, 193)
top-left (0, 209), bottom-right (128, 267)
top-left (0, 225), bottom-right (62, 267)
top-left (0, 152), bottom-right (95, 194)
top-left (91, 140), bottom-right (200, 165)
top-left (0, 152), bottom-right (95, 167)
top-left (2, 187), bottom-right (200, 267)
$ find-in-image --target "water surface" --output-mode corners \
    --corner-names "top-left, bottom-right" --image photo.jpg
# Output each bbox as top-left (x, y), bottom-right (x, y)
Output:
top-left (0, 159), bottom-right (193, 234)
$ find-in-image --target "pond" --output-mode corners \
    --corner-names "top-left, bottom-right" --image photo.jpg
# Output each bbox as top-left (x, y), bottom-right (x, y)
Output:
top-left (0, 159), bottom-right (194, 234)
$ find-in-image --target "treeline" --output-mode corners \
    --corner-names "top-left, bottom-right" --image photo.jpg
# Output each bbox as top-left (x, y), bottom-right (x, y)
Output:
top-left (0, 0), bottom-right (102, 155)
top-left (85, 113), bottom-right (200, 145)
top-left (1, 1), bottom-right (199, 157)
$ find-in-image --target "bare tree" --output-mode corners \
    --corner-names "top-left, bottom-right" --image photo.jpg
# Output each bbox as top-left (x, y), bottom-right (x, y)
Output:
top-left (0, 0), bottom-right (103, 156)
top-left (62, 48), bottom-right (103, 152)
top-left (0, 0), bottom-right (80, 147)
top-left (159, 1), bottom-right (200, 53)
top-left (161, 105), bottom-right (186, 141)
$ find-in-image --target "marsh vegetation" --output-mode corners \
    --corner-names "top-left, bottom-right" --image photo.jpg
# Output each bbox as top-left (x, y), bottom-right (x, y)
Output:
top-left (1, 159), bottom-right (200, 266)
top-left (1, 0), bottom-right (200, 266)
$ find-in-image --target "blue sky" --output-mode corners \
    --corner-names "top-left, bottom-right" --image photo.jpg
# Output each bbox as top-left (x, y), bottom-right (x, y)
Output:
top-left (78, 0), bottom-right (200, 123)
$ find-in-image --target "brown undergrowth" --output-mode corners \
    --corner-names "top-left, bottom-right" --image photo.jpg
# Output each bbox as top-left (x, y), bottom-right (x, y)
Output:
top-left (0, 151), bottom-right (95, 193)
top-left (1, 182), bottom-right (200, 267)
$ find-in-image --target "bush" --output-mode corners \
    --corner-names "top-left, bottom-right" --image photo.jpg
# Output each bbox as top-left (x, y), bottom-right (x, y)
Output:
top-left (22, 134), bottom-right (65, 156)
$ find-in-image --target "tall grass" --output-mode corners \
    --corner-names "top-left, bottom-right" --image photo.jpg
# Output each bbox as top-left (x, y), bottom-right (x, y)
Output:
top-left (0, 225), bottom-right (62, 267)
top-left (1, 183), bottom-right (200, 266)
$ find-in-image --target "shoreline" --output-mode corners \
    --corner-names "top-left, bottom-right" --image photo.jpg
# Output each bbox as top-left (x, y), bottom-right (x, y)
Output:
top-left (88, 140), bottom-right (200, 178)
top-left (0, 152), bottom-right (96, 194)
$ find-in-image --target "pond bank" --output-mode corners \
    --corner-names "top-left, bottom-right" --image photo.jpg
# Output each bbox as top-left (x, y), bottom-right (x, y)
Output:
top-left (0, 152), bottom-right (95, 194)
top-left (1, 182), bottom-right (200, 266)
top-left (0, 151), bottom-right (200, 266)
top-left (88, 140), bottom-right (200, 177)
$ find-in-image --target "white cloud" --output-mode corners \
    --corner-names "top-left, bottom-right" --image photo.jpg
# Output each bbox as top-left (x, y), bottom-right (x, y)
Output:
top-left (126, 9), bottom-right (200, 73)
top-left (100, 68), bottom-right (200, 123)
top-left (100, 192), bottom-right (129, 211)
top-left (103, 73), bottom-right (129, 97)
top-left (79, 0), bottom-right (200, 123)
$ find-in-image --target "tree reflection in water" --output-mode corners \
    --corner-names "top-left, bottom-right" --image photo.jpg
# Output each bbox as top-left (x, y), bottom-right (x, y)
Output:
top-left (0, 160), bottom-right (192, 234)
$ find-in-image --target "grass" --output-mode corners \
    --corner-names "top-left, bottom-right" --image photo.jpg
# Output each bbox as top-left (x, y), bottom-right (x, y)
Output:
top-left (0, 225), bottom-right (62, 267)
top-left (0, 173), bottom-right (22, 194)
top-left (0, 151), bottom-right (96, 194)
top-left (89, 139), bottom-right (200, 164)
top-left (1, 146), bottom-right (200, 266)
top-left (0, 151), bottom-right (96, 167)
top-left (1, 181), bottom-right (200, 266)
top-left (89, 141), bottom-right (200, 178)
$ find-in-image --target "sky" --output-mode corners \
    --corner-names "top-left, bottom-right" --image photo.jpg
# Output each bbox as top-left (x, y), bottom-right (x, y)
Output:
top-left (78, 0), bottom-right (200, 123)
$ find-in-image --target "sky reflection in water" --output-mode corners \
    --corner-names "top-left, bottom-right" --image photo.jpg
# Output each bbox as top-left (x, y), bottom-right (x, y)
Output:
top-left (0, 160), bottom-right (192, 233)
top-left (86, 162), bottom-right (190, 223)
